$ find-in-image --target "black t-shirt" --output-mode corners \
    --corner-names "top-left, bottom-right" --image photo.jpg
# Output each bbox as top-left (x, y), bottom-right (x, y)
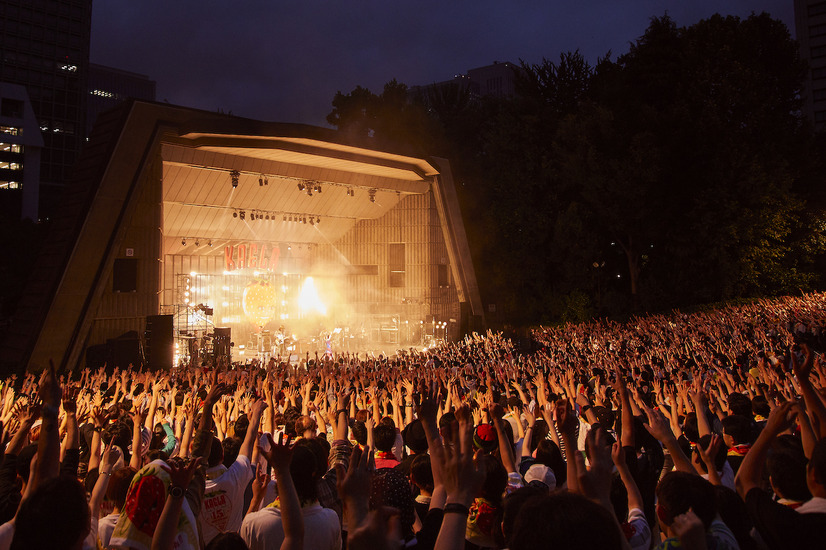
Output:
top-left (745, 488), bottom-right (826, 549)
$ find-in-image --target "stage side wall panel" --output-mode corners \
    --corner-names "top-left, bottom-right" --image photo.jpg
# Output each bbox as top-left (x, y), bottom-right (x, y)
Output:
top-left (331, 192), bottom-right (459, 325)
top-left (89, 153), bottom-right (163, 348)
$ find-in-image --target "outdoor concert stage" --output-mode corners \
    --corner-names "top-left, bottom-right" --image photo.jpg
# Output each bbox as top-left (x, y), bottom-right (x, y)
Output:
top-left (1, 101), bottom-right (483, 373)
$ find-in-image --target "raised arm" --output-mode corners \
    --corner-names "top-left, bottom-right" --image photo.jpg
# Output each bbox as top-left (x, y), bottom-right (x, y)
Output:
top-left (793, 346), bottom-right (826, 438)
top-left (260, 434), bottom-right (304, 550)
top-left (88, 440), bottom-right (118, 518)
top-left (612, 442), bottom-right (645, 513)
top-left (491, 410), bottom-right (517, 474)
top-left (613, 366), bottom-right (635, 448)
top-left (734, 401), bottom-right (796, 499)
top-left (239, 400), bottom-right (266, 459)
top-left (152, 457), bottom-right (202, 550)
top-left (642, 406), bottom-right (696, 475)
top-left (129, 404), bottom-right (149, 470)
top-left (434, 405), bottom-right (486, 550)
top-left (33, 361), bottom-right (62, 489)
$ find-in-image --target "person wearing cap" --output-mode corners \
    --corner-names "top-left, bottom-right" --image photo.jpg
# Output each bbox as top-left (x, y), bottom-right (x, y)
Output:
top-left (524, 463), bottom-right (556, 491)
top-left (396, 419), bottom-right (428, 476)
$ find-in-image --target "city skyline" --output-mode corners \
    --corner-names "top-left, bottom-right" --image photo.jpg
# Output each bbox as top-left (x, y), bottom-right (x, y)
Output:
top-left (90, 1), bottom-right (795, 127)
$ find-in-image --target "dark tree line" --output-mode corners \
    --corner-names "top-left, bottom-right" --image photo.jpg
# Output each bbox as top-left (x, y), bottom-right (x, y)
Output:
top-left (327, 13), bottom-right (826, 325)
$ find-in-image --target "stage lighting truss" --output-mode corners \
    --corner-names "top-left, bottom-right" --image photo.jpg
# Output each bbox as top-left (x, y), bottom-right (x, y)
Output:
top-left (230, 207), bottom-right (322, 226)
top-left (280, 213), bottom-right (321, 226)
top-left (179, 237), bottom-right (214, 248)
top-left (206, 167), bottom-right (411, 203)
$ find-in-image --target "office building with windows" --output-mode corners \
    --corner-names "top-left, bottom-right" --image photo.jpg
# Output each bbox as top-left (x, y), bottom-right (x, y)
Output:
top-left (0, 0), bottom-right (93, 217)
top-left (795, 0), bottom-right (826, 130)
top-left (0, 83), bottom-right (43, 220)
top-left (86, 63), bottom-right (156, 137)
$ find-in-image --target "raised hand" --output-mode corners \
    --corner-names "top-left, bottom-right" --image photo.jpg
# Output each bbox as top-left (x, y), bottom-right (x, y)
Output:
top-left (250, 461), bottom-right (269, 505)
top-left (670, 509), bottom-right (708, 550)
top-left (792, 344), bottom-right (815, 383)
top-left (259, 432), bottom-right (293, 474)
top-left (573, 427), bottom-right (614, 511)
top-left (161, 456), bottom-right (202, 490)
top-left (39, 360), bottom-right (62, 408)
top-left (62, 385), bottom-right (80, 413)
top-left (642, 405), bottom-right (676, 443)
top-left (336, 444), bottom-right (374, 507)
top-left (441, 407), bottom-right (486, 507)
top-left (553, 399), bottom-right (577, 437)
top-left (763, 400), bottom-right (797, 436)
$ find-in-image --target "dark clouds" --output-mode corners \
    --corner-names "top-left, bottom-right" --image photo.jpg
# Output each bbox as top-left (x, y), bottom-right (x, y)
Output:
top-left (90, 1), bottom-right (795, 126)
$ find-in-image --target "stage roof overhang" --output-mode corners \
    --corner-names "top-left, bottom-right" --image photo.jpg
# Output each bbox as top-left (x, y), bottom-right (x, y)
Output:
top-left (161, 130), bottom-right (439, 253)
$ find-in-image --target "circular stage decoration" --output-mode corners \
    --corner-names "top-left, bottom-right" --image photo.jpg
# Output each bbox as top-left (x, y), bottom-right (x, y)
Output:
top-left (242, 279), bottom-right (278, 326)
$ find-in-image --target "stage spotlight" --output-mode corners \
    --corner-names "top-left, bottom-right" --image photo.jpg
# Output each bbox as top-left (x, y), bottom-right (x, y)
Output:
top-left (240, 211), bottom-right (246, 220)
top-left (368, 188), bottom-right (377, 203)
top-left (230, 170), bottom-right (240, 188)
top-left (310, 218), bottom-right (314, 226)
top-left (283, 215), bottom-right (287, 221)
top-left (233, 211), bottom-right (238, 218)
top-left (195, 240), bottom-right (200, 246)
top-left (306, 187), bottom-right (313, 196)
top-left (259, 176), bottom-right (264, 186)
top-left (287, 244), bottom-right (292, 250)
top-left (208, 240), bottom-right (213, 247)
top-left (303, 217), bottom-right (307, 224)
top-left (315, 185), bottom-right (322, 193)
top-left (316, 217), bottom-right (320, 224)
top-left (297, 182), bottom-right (305, 191)
top-left (264, 176), bottom-right (269, 186)
top-left (265, 214), bottom-right (270, 220)
top-left (181, 238), bottom-right (186, 246)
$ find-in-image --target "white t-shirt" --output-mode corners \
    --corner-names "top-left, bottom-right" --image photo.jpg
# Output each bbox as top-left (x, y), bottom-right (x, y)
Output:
top-left (83, 516), bottom-right (99, 550)
top-left (200, 454), bottom-right (254, 545)
top-left (797, 496), bottom-right (826, 514)
top-left (241, 502), bottom-right (341, 550)
top-left (98, 512), bottom-right (120, 548)
top-left (626, 508), bottom-right (651, 550)
top-left (0, 521), bottom-right (13, 550)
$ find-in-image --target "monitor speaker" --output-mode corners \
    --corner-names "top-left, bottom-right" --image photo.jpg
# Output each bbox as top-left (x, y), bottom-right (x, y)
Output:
top-left (145, 314), bottom-right (173, 371)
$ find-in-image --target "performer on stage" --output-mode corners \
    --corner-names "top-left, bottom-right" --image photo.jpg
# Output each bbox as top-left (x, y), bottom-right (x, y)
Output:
top-left (324, 331), bottom-right (333, 358)
top-left (275, 325), bottom-right (287, 356)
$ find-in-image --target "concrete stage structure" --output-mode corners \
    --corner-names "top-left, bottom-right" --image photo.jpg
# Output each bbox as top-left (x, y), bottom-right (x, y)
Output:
top-left (1, 101), bottom-right (483, 373)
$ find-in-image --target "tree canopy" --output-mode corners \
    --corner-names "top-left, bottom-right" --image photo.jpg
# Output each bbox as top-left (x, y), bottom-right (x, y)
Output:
top-left (327, 13), bottom-right (826, 325)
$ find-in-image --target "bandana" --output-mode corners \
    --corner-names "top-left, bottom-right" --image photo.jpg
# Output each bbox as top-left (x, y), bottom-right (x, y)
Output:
top-left (109, 460), bottom-right (199, 550)
top-left (777, 498), bottom-right (804, 510)
top-left (466, 497), bottom-right (498, 547)
top-left (727, 444), bottom-right (752, 457)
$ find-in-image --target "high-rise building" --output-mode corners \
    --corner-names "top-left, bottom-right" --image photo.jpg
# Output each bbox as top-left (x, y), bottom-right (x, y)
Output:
top-left (0, 83), bottom-right (43, 220)
top-left (86, 63), bottom-right (156, 137)
top-left (0, 0), bottom-right (93, 217)
top-left (410, 61), bottom-right (521, 109)
top-left (795, 0), bottom-right (826, 130)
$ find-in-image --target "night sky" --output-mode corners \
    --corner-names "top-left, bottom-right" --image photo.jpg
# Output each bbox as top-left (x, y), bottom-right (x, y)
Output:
top-left (90, 1), bottom-right (795, 127)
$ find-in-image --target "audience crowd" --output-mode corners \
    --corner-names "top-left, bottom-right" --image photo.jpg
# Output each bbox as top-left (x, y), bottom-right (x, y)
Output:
top-left (0, 292), bottom-right (824, 549)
